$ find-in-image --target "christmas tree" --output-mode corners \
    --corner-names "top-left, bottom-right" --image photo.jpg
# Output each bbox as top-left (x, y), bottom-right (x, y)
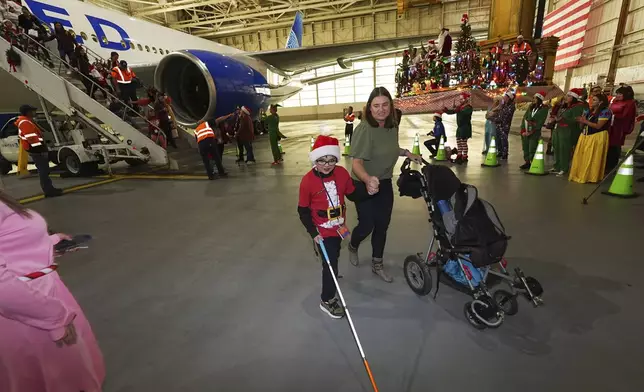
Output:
top-left (452, 13), bottom-right (482, 86)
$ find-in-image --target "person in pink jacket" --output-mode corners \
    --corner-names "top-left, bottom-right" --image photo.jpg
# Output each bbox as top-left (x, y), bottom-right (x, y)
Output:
top-left (0, 191), bottom-right (105, 392)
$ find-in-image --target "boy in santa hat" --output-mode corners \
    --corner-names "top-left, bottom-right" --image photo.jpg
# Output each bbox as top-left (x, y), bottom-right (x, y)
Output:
top-left (443, 92), bottom-right (473, 164)
top-left (424, 112), bottom-right (447, 157)
top-left (520, 91), bottom-right (549, 169)
top-left (298, 133), bottom-right (369, 319)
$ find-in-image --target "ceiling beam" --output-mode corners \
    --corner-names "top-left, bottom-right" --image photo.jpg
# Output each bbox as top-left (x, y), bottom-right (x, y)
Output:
top-left (194, 3), bottom-right (398, 38)
top-left (171, 0), bottom-right (365, 28)
top-left (132, 0), bottom-right (230, 17)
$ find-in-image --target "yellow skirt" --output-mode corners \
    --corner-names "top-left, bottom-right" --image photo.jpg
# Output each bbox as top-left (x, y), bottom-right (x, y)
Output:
top-left (568, 131), bottom-right (609, 184)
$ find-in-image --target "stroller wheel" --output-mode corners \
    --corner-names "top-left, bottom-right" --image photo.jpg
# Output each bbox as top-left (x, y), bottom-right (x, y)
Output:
top-left (404, 255), bottom-right (432, 296)
top-left (464, 302), bottom-right (486, 330)
top-left (525, 277), bottom-right (544, 297)
top-left (471, 297), bottom-right (504, 329)
top-left (493, 289), bottom-right (519, 316)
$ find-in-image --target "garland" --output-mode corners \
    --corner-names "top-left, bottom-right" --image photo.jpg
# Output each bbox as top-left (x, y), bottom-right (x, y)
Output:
top-left (5, 46), bottom-right (21, 72)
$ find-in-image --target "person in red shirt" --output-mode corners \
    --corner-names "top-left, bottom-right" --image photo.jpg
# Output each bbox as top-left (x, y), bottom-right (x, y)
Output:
top-left (607, 85), bottom-right (637, 172)
top-left (298, 134), bottom-right (368, 319)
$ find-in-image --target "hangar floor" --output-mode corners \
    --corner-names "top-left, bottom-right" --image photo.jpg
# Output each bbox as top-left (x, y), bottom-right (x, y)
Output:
top-left (5, 112), bottom-right (644, 392)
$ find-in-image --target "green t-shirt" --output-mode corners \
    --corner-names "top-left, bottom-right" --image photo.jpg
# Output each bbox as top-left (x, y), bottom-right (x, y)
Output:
top-left (349, 121), bottom-right (400, 180)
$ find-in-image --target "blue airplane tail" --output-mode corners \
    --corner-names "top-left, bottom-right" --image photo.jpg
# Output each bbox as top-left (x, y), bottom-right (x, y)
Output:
top-left (285, 11), bottom-right (303, 49)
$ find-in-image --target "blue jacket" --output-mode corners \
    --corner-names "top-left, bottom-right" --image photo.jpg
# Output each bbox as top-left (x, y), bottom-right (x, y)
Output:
top-left (433, 120), bottom-right (446, 141)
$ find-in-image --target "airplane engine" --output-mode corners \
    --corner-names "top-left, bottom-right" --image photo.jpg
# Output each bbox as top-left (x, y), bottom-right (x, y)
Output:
top-left (154, 50), bottom-right (269, 126)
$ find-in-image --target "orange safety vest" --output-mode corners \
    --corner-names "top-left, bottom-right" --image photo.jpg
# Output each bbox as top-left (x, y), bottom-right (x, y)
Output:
top-left (16, 116), bottom-right (44, 151)
top-left (194, 121), bottom-right (215, 142)
top-left (511, 42), bottom-right (532, 56)
top-left (344, 113), bottom-right (355, 124)
top-left (111, 66), bottom-right (136, 84)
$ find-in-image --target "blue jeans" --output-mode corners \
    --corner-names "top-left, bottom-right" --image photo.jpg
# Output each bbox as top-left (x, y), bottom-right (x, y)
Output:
top-left (30, 152), bottom-right (56, 193)
top-left (483, 120), bottom-right (496, 153)
top-left (237, 140), bottom-right (255, 162)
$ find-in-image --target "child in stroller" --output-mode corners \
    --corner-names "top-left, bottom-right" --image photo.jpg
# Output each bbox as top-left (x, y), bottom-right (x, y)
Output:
top-left (397, 159), bottom-right (544, 329)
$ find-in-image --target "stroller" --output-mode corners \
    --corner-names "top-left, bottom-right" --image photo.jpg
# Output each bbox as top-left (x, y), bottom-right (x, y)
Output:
top-left (397, 159), bottom-right (544, 329)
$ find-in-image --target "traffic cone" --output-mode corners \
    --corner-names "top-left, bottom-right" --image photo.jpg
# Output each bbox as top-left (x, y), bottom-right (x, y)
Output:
top-left (17, 143), bottom-right (29, 177)
top-left (278, 141), bottom-right (285, 155)
top-left (412, 133), bottom-right (421, 156)
top-left (525, 139), bottom-right (547, 176)
top-left (602, 155), bottom-right (638, 198)
top-left (481, 137), bottom-right (501, 167)
top-left (342, 135), bottom-right (351, 156)
top-left (434, 138), bottom-right (448, 161)
top-left (310, 137), bottom-right (315, 152)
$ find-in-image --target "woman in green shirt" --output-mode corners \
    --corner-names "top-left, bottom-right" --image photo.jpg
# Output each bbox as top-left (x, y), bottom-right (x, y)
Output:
top-left (519, 91), bottom-right (549, 170)
top-left (348, 87), bottom-right (421, 283)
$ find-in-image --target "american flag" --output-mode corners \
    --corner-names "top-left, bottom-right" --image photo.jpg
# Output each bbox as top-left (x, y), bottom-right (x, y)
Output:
top-left (542, 0), bottom-right (592, 71)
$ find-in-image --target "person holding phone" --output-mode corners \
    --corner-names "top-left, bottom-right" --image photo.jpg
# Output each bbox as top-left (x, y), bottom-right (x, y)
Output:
top-left (348, 87), bottom-right (421, 283)
top-left (0, 191), bottom-right (104, 392)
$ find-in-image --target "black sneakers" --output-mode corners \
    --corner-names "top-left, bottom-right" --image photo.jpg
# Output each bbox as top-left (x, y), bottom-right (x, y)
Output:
top-left (320, 298), bottom-right (345, 319)
top-left (520, 162), bottom-right (531, 170)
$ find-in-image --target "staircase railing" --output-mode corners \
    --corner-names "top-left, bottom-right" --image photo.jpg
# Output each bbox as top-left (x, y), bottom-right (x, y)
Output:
top-left (0, 25), bottom-right (170, 146)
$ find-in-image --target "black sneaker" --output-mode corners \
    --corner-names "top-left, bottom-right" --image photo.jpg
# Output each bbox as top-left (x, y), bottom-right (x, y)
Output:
top-left (520, 162), bottom-right (531, 170)
top-left (320, 298), bottom-right (345, 319)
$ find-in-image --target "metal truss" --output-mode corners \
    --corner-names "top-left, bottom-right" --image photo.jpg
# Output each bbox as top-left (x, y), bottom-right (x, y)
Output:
top-left (125, 0), bottom-right (393, 37)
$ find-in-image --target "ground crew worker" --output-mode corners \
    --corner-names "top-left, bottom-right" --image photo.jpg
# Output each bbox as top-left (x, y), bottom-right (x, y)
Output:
top-left (511, 35), bottom-right (532, 86)
top-left (16, 104), bottom-right (62, 197)
top-left (111, 60), bottom-right (138, 111)
top-left (195, 113), bottom-right (234, 179)
top-left (344, 106), bottom-right (355, 141)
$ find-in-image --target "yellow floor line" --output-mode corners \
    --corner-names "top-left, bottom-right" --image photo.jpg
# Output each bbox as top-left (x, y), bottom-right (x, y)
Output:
top-left (19, 177), bottom-right (123, 205)
top-left (120, 174), bottom-right (209, 180)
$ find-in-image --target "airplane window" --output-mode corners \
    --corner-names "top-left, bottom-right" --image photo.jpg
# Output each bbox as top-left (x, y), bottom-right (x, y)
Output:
top-left (138, 44), bottom-right (143, 51)
top-left (101, 36), bottom-right (108, 44)
top-left (166, 49), bottom-right (170, 54)
top-left (120, 40), bottom-right (127, 49)
top-left (130, 42), bottom-right (135, 50)
top-left (153, 47), bottom-right (157, 54)
top-left (91, 34), bottom-right (97, 43)
top-left (68, 29), bottom-right (76, 37)
top-left (81, 32), bottom-right (88, 40)
top-left (145, 45), bottom-right (150, 52)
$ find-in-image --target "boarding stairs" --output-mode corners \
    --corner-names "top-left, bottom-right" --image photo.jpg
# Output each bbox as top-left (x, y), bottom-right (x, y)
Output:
top-left (0, 27), bottom-right (178, 171)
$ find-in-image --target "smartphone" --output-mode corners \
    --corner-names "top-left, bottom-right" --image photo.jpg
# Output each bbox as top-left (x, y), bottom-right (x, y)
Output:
top-left (54, 234), bottom-right (93, 254)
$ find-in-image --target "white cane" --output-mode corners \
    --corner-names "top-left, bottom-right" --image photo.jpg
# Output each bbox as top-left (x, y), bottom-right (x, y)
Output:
top-left (318, 239), bottom-right (380, 392)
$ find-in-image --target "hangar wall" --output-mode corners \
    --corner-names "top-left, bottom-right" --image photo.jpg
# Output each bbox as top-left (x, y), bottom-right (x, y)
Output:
top-left (550, 0), bottom-right (644, 94)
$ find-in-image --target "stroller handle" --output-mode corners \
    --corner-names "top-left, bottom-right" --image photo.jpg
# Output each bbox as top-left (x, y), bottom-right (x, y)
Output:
top-left (403, 157), bottom-right (431, 166)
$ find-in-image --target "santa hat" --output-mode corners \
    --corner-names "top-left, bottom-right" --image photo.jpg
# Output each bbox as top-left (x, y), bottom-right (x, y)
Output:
top-left (241, 106), bottom-right (251, 115)
top-left (534, 91), bottom-right (546, 101)
top-left (433, 112), bottom-right (442, 119)
top-left (309, 134), bottom-right (341, 162)
top-left (567, 88), bottom-right (583, 99)
top-left (517, 34), bottom-right (524, 39)
top-left (504, 90), bottom-right (515, 100)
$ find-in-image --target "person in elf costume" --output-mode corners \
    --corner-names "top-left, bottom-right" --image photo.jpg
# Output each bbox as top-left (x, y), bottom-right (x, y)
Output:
top-left (520, 91), bottom-right (549, 170)
top-left (551, 88), bottom-right (587, 176)
top-left (298, 134), bottom-right (368, 319)
top-left (265, 104), bottom-right (286, 165)
top-left (443, 92), bottom-right (473, 164)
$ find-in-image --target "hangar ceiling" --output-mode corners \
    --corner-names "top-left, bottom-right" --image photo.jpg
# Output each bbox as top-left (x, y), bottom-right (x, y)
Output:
top-left (88, 0), bottom-right (420, 39)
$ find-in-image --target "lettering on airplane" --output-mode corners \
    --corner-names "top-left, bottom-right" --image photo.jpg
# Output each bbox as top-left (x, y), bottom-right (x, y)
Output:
top-left (25, 0), bottom-right (131, 51)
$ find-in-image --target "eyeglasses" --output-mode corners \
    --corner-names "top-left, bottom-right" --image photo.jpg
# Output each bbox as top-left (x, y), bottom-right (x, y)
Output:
top-left (315, 158), bottom-right (338, 166)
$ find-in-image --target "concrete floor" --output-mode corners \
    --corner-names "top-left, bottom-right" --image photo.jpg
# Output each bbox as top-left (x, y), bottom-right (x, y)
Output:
top-left (6, 112), bottom-right (644, 392)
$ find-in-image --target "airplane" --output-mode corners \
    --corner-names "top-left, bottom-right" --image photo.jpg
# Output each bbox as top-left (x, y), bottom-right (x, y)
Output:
top-left (22, 0), bottom-right (443, 126)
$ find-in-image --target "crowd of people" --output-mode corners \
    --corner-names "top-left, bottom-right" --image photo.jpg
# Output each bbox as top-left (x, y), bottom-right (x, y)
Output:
top-left (421, 84), bottom-right (639, 184)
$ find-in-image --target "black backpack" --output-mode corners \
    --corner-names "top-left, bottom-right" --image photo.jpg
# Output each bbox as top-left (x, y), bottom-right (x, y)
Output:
top-left (451, 185), bottom-right (508, 267)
